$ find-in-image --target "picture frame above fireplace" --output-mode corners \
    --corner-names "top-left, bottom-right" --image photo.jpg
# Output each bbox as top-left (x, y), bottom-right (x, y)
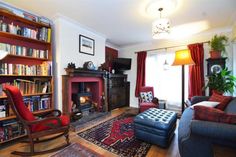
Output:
top-left (79, 35), bottom-right (95, 56)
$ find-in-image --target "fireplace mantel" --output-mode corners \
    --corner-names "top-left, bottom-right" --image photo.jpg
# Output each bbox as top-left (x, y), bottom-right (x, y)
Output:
top-left (65, 68), bottom-right (108, 77)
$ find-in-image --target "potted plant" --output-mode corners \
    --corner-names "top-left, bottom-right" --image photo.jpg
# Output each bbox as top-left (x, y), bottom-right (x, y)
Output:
top-left (209, 35), bottom-right (228, 58)
top-left (204, 68), bottom-right (236, 94)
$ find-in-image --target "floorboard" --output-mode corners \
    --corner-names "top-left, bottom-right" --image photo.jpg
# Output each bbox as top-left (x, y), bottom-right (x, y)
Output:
top-left (0, 107), bottom-right (235, 157)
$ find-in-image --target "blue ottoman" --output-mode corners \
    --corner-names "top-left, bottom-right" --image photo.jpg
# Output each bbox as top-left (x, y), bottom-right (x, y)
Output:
top-left (134, 108), bottom-right (177, 147)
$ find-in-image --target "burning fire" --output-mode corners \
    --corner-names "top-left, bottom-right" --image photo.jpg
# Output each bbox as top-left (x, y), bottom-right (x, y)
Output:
top-left (80, 96), bottom-right (90, 104)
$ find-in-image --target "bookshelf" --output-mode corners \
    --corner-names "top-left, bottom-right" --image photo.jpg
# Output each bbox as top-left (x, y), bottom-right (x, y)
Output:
top-left (0, 6), bottom-right (53, 144)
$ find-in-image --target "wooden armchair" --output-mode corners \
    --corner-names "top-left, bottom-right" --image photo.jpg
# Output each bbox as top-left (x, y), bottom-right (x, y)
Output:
top-left (139, 86), bottom-right (159, 112)
top-left (3, 85), bottom-right (70, 156)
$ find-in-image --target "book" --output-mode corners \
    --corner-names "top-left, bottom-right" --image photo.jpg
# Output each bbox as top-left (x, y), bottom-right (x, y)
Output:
top-left (0, 103), bottom-right (6, 118)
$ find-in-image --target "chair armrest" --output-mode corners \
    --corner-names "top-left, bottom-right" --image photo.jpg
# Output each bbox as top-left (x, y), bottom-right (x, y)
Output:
top-left (190, 120), bottom-right (236, 142)
top-left (26, 117), bottom-right (62, 128)
top-left (191, 96), bottom-right (210, 105)
top-left (41, 109), bottom-right (62, 117)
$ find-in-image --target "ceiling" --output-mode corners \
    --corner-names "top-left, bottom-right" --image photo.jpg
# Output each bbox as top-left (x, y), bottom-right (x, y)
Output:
top-left (2, 0), bottom-right (236, 47)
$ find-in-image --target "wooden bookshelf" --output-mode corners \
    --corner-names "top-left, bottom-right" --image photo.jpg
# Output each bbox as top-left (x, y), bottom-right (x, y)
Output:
top-left (0, 9), bottom-right (50, 28)
top-left (0, 92), bottom-right (52, 99)
top-left (0, 6), bottom-right (54, 144)
top-left (0, 134), bottom-right (26, 144)
top-left (0, 31), bottom-right (51, 45)
top-left (0, 74), bottom-right (52, 77)
top-left (0, 109), bottom-right (54, 121)
top-left (5, 54), bottom-right (49, 61)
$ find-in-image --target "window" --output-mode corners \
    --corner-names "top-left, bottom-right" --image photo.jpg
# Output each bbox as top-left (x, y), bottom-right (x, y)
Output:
top-left (146, 50), bottom-right (189, 112)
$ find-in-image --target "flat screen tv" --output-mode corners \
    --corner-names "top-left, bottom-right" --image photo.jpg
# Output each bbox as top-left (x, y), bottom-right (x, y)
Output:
top-left (112, 58), bottom-right (131, 73)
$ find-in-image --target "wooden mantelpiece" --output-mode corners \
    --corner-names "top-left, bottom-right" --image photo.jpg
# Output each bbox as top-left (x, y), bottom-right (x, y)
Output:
top-left (62, 68), bottom-right (109, 116)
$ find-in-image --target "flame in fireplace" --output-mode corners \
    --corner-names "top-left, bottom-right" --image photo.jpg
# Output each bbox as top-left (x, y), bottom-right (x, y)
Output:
top-left (80, 96), bottom-right (90, 104)
top-left (80, 97), bottom-right (86, 104)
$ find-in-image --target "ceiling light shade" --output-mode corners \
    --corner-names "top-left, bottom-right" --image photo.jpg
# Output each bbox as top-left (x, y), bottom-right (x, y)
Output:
top-left (172, 49), bottom-right (195, 66)
top-left (152, 18), bottom-right (170, 39)
top-left (0, 50), bottom-right (8, 59)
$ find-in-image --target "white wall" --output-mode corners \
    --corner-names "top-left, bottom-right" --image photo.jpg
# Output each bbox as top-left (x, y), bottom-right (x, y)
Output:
top-left (53, 16), bottom-right (106, 110)
top-left (119, 28), bottom-right (234, 108)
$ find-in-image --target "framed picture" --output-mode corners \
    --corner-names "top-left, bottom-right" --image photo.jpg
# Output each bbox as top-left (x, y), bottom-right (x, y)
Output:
top-left (79, 35), bottom-right (95, 56)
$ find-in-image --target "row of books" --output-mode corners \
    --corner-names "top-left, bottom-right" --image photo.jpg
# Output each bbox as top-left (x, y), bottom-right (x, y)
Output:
top-left (1, 3), bottom-right (51, 26)
top-left (0, 95), bottom-right (51, 118)
top-left (0, 119), bottom-right (25, 142)
top-left (0, 20), bottom-right (51, 42)
top-left (0, 61), bottom-right (52, 76)
top-left (0, 79), bottom-right (51, 96)
top-left (24, 95), bottom-right (51, 112)
top-left (0, 42), bottom-right (49, 59)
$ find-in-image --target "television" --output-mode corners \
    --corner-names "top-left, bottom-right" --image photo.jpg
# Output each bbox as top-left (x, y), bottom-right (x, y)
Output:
top-left (112, 58), bottom-right (131, 73)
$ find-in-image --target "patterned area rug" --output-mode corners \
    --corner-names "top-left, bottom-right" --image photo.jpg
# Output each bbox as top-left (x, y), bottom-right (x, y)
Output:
top-left (50, 143), bottom-right (101, 157)
top-left (78, 113), bottom-right (151, 157)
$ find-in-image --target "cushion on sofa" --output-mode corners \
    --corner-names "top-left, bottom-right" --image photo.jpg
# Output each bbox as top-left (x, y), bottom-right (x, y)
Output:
top-left (190, 101), bottom-right (219, 109)
top-left (194, 106), bottom-right (236, 124)
top-left (209, 92), bottom-right (232, 110)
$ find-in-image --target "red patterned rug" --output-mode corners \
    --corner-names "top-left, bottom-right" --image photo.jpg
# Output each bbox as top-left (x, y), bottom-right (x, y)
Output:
top-left (50, 143), bottom-right (102, 157)
top-left (77, 113), bottom-right (151, 157)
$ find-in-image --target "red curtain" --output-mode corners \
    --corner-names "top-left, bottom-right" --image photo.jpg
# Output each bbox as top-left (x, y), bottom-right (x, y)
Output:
top-left (188, 43), bottom-right (205, 98)
top-left (135, 51), bottom-right (147, 97)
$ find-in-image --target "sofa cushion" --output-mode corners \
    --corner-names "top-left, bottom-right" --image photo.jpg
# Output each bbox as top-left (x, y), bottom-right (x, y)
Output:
top-left (140, 91), bottom-right (153, 102)
top-left (190, 101), bottom-right (219, 109)
top-left (209, 92), bottom-right (232, 110)
top-left (194, 106), bottom-right (236, 124)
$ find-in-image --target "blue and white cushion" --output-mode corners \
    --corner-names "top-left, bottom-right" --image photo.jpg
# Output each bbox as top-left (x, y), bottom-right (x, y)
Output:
top-left (140, 91), bottom-right (153, 102)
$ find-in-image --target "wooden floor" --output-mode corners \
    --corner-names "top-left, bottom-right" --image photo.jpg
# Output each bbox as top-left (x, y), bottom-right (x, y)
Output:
top-left (0, 107), bottom-right (235, 157)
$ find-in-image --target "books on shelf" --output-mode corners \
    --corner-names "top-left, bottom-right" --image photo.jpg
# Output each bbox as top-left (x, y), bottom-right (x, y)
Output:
top-left (24, 95), bottom-right (51, 112)
top-left (0, 94), bottom-right (51, 119)
top-left (0, 20), bottom-right (51, 42)
top-left (0, 42), bottom-right (48, 59)
top-left (0, 103), bottom-right (6, 118)
top-left (0, 61), bottom-right (52, 76)
top-left (0, 79), bottom-right (51, 96)
top-left (0, 119), bottom-right (26, 142)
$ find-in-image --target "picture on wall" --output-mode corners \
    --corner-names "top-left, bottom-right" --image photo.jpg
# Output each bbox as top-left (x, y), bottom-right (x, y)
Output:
top-left (79, 35), bottom-right (95, 56)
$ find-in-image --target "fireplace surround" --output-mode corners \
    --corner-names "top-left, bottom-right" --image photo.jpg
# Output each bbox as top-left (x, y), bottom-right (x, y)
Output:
top-left (62, 68), bottom-right (130, 119)
top-left (62, 69), bottom-right (108, 117)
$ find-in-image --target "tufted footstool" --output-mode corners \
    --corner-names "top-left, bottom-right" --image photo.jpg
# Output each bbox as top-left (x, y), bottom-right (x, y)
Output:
top-left (134, 108), bottom-right (177, 147)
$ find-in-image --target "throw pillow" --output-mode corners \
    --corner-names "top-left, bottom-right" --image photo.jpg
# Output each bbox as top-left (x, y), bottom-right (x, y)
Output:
top-left (209, 93), bottom-right (232, 111)
top-left (194, 106), bottom-right (236, 124)
top-left (190, 101), bottom-right (219, 109)
top-left (140, 91), bottom-right (153, 102)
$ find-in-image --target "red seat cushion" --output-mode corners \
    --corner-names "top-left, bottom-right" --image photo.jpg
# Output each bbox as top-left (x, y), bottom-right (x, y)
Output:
top-left (32, 115), bottom-right (70, 132)
top-left (194, 106), bottom-right (236, 124)
top-left (4, 85), bottom-right (36, 121)
top-left (209, 92), bottom-right (232, 110)
top-left (140, 102), bottom-right (157, 112)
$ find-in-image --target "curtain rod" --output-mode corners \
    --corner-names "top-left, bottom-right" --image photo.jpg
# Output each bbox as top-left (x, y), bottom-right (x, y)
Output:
top-left (134, 41), bottom-right (210, 54)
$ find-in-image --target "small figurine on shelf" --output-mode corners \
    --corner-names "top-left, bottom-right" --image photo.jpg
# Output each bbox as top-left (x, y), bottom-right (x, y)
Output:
top-left (67, 62), bottom-right (76, 69)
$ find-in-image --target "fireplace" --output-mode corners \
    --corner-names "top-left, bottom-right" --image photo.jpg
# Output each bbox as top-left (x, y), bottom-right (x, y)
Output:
top-left (72, 82), bottom-right (95, 116)
top-left (62, 69), bottom-right (108, 119)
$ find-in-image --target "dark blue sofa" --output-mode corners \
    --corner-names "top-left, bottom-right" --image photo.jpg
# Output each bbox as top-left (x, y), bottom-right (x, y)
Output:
top-left (178, 96), bottom-right (236, 157)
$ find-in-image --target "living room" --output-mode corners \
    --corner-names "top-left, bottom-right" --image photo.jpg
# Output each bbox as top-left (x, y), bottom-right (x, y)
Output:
top-left (0, 0), bottom-right (236, 157)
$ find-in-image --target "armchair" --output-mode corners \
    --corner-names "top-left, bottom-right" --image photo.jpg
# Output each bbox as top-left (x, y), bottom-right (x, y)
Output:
top-left (138, 86), bottom-right (159, 112)
top-left (3, 85), bottom-right (70, 156)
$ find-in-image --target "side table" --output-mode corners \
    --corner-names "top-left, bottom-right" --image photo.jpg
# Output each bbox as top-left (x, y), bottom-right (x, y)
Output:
top-left (159, 99), bottom-right (167, 109)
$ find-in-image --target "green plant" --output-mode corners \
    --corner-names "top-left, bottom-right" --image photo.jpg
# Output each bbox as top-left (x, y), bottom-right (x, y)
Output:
top-left (210, 35), bottom-right (228, 55)
top-left (204, 68), bottom-right (236, 94)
